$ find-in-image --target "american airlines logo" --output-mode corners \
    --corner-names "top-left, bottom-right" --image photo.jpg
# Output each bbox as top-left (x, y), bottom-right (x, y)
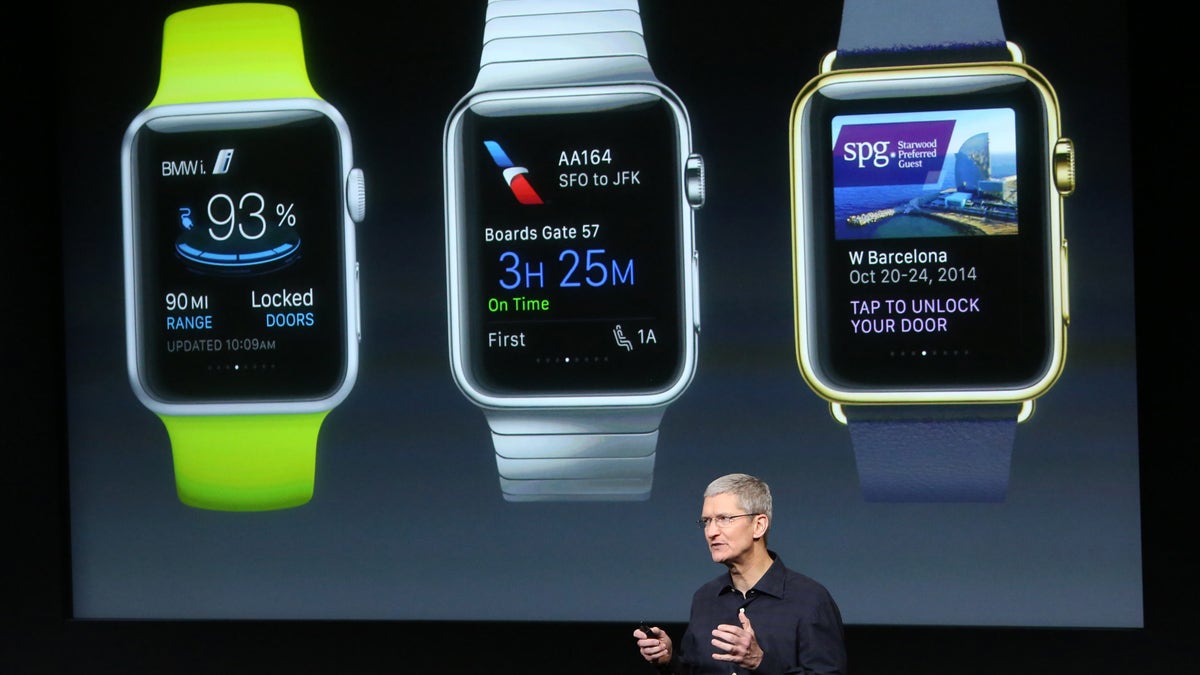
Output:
top-left (483, 140), bottom-right (543, 205)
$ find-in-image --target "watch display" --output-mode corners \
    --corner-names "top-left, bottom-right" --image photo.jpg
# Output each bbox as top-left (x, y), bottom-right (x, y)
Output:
top-left (795, 71), bottom-right (1062, 396)
top-left (453, 91), bottom-right (687, 396)
top-left (128, 108), bottom-right (350, 403)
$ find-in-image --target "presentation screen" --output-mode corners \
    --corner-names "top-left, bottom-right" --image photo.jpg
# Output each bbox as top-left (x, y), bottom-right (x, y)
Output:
top-left (61, 0), bottom-right (1141, 628)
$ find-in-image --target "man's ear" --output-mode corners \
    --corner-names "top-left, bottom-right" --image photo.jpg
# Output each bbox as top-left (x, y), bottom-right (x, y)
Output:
top-left (753, 514), bottom-right (769, 539)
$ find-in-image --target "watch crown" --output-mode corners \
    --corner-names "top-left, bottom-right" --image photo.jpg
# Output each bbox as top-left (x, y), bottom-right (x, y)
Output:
top-left (685, 154), bottom-right (705, 208)
top-left (1053, 138), bottom-right (1075, 197)
top-left (347, 167), bottom-right (367, 222)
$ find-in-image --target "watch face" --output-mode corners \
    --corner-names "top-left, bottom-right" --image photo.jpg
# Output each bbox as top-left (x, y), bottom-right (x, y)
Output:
top-left (447, 89), bottom-right (695, 399)
top-left (125, 106), bottom-right (354, 405)
top-left (792, 68), bottom-right (1066, 399)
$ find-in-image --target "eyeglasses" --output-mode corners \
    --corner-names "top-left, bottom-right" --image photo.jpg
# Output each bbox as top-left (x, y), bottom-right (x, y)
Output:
top-left (696, 513), bottom-right (760, 529)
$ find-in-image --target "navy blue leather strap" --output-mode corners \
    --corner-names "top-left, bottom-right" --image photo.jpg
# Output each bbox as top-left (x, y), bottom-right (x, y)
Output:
top-left (835, 0), bottom-right (1019, 502)
top-left (844, 404), bottom-right (1020, 502)
top-left (835, 0), bottom-right (1010, 69)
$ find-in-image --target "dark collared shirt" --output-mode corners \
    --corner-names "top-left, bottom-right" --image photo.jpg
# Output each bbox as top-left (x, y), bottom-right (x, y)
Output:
top-left (672, 552), bottom-right (846, 675)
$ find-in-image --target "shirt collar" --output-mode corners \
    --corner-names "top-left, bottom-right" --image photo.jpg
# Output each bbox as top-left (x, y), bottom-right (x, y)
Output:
top-left (718, 550), bottom-right (786, 599)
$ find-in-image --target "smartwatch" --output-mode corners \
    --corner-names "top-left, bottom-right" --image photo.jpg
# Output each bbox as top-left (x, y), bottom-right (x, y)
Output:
top-left (789, 0), bottom-right (1074, 501)
top-left (121, 4), bottom-right (365, 511)
top-left (443, 0), bottom-right (705, 502)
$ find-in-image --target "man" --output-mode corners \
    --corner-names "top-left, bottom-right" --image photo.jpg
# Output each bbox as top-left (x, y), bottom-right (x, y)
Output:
top-left (635, 473), bottom-right (846, 674)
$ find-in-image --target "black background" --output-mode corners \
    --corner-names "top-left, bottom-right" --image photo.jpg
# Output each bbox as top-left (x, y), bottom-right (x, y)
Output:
top-left (4, 1), bottom-right (1195, 673)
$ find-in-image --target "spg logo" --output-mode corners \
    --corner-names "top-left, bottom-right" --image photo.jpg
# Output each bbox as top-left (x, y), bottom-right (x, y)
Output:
top-left (483, 140), bottom-right (544, 205)
top-left (843, 140), bottom-right (891, 169)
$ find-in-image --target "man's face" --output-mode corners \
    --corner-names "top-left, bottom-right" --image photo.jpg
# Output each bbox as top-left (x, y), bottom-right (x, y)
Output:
top-left (700, 492), bottom-right (763, 565)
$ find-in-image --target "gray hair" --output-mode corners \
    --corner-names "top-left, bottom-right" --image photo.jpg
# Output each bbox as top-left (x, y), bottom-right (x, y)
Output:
top-left (704, 473), bottom-right (772, 521)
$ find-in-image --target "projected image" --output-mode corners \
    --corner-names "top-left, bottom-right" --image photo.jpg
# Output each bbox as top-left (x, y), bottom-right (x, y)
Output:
top-left (832, 108), bottom-right (1018, 240)
top-left (57, 0), bottom-right (1142, 633)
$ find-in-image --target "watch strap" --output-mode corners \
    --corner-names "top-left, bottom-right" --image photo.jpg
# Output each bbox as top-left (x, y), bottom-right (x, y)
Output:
top-left (843, 404), bottom-right (1019, 502)
top-left (160, 412), bottom-right (329, 511)
top-left (150, 3), bottom-right (319, 107)
top-left (830, 0), bottom-right (1020, 503)
top-left (835, 0), bottom-right (1010, 69)
top-left (149, 3), bottom-right (332, 512)
top-left (472, 0), bottom-right (657, 93)
top-left (485, 407), bottom-right (664, 502)
top-left (468, 0), bottom-right (665, 502)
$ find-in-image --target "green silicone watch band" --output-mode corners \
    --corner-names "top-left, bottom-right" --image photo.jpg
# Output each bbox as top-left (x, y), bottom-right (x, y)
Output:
top-left (160, 412), bottom-right (329, 511)
top-left (149, 4), bottom-right (328, 511)
top-left (149, 3), bottom-right (319, 108)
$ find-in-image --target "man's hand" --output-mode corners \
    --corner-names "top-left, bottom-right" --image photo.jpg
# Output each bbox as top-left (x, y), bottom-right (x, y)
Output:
top-left (711, 607), bottom-right (763, 670)
top-left (635, 625), bottom-right (673, 666)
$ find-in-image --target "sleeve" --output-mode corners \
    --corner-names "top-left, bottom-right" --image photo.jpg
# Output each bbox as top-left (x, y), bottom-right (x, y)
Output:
top-left (663, 589), bottom-right (711, 675)
top-left (788, 589), bottom-right (847, 675)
